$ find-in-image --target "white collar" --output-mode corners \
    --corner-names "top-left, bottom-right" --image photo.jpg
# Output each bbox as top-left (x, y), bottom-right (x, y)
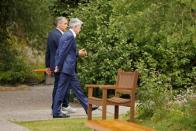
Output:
top-left (69, 29), bottom-right (76, 38)
top-left (56, 28), bottom-right (64, 35)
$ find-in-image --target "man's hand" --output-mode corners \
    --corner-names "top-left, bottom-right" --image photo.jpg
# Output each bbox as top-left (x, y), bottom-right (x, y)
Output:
top-left (79, 49), bottom-right (87, 57)
top-left (54, 66), bottom-right (59, 73)
top-left (46, 68), bottom-right (52, 76)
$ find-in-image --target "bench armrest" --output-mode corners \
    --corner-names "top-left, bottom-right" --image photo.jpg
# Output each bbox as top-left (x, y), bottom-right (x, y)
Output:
top-left (116, 87), bottom-right (133, 90)
top-left (85, 84), bottom-right (115, 89)
top-left (32, 68), bottom-right (47, 73)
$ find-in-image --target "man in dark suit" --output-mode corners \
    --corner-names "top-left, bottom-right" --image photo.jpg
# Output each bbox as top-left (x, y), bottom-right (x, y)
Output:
top-left (45, 17), bottom-right (76, 115)
top-left (52, 18), bottom-right (98, 118)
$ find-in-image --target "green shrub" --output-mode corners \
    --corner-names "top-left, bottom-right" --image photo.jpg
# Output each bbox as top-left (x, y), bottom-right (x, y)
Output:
top-left (50, 0), bottom-right (196, 117)
top-left (0, 0), bottom-right (53, 84)
top-left (0, 58), bottom-right (29, 84)
top-left (150, 97), bottom-right (196, 131)
top-left (0, 31), bottom-right (45, 84)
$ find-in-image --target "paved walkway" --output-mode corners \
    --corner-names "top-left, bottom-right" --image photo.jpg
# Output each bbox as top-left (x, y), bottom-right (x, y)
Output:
top-left (0, 85), bottom-right (130, 131)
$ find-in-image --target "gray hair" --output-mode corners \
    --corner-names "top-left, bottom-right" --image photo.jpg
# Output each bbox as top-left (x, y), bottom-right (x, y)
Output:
top-left (55, 16), bottom-right (67, 26)
top-left (69, 18), bottom-right (83, 28)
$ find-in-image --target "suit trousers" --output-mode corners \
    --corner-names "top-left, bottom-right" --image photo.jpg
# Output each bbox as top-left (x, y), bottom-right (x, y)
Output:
top-left (52, 72), bottom-right (70, 109)
top-left (53, 72), bottom-right (88, 115)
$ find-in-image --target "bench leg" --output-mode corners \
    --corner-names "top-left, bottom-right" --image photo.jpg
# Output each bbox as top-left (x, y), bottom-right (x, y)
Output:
top-left (114, 105), bottom-right (119, 119)
top-left (102, 105), bottom-right (107, 120)
top-left (88, 104), bottom-right (92, 120)
top-left (130, 106), bottom-right (134, 121)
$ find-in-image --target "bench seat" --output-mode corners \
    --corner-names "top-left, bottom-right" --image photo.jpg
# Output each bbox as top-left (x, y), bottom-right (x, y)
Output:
top-left (86, 120), bottom-right (155, 131)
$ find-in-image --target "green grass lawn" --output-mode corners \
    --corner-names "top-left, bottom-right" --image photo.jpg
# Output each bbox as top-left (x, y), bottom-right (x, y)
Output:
top-left (16, 118), bottom-right (91, 131)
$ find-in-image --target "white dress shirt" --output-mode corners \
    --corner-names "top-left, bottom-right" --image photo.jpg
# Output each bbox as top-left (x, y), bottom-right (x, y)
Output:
top-left (69, 29), bottom-right (76, 38)
top-left (56, 28), bottom-right (64, 35)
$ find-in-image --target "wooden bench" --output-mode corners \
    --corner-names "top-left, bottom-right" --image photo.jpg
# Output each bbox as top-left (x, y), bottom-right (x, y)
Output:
top-left (32, 68), bottom-right (47, 73)
top-left (86, 70), bottom-right (139, 121)
top-left (32, 68), bottom-right (54, 85)
top-left (86, 120), bottom-right (155, 131)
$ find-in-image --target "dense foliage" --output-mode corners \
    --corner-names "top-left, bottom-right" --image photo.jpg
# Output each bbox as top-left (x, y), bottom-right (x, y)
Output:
top-left (51, 0), bottom-right (196, 117)
top-left (49, 0), bottom-right (90, 17)
top-left (0, 0), bottom-right (53, 84)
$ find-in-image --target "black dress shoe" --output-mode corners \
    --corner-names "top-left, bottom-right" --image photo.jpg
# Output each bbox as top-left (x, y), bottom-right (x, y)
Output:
top-left (92, 106), bottom-right (99, 111)
top-left (53, 113), bottom-right (70, 118)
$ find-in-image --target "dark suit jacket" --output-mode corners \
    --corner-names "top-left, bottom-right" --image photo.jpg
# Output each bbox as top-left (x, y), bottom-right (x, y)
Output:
top-left (45, 28), bottom-right (62, 71)
top-left (55, 30), bottom-right (77, 75)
